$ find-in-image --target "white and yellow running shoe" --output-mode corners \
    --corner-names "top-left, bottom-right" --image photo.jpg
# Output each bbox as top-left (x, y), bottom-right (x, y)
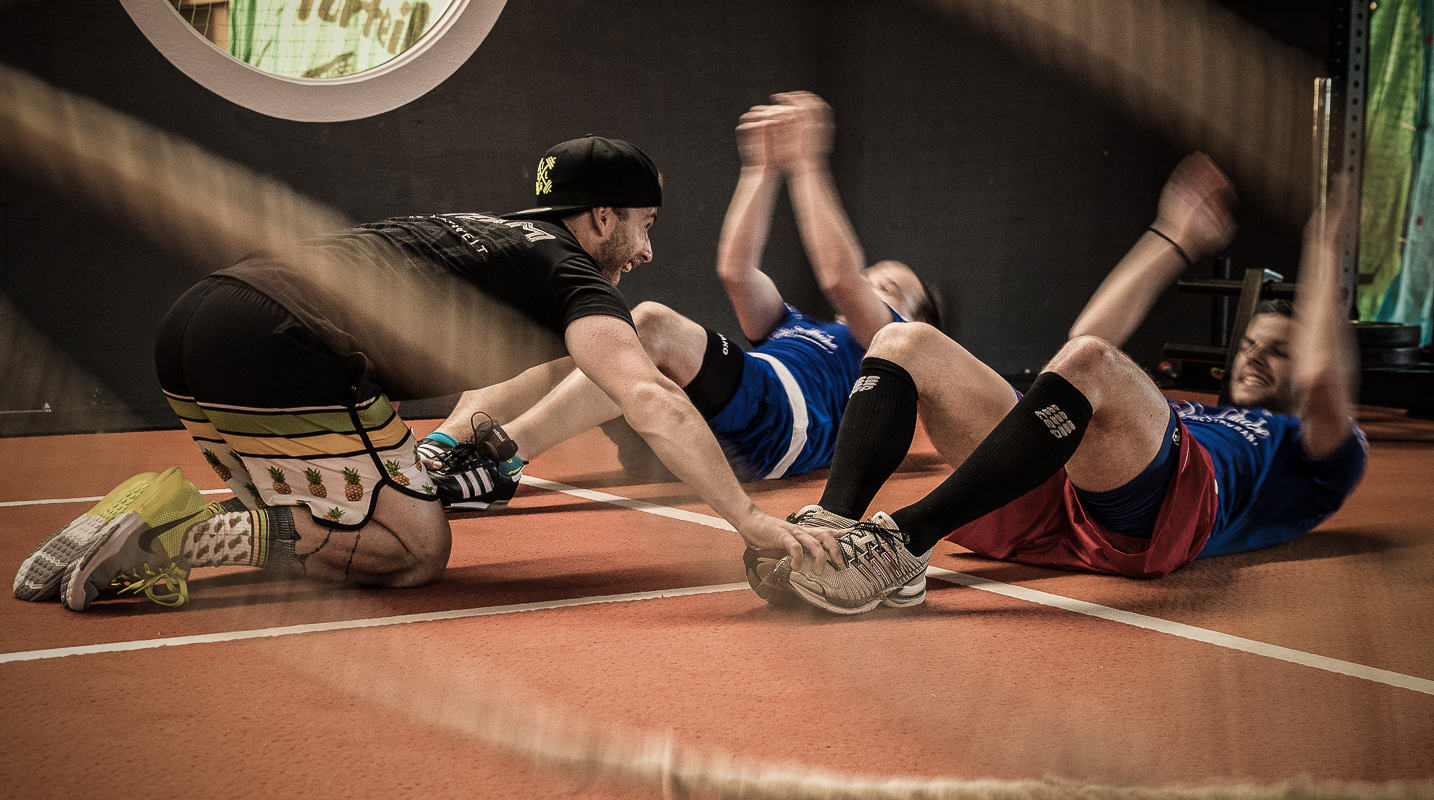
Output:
top-left (14, 472), bottom-right (160, 602)
top-left (60, 467), bottom-right (212, 612)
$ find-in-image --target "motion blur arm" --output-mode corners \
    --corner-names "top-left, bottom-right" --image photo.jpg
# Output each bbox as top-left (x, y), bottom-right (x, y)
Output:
top-left (1070, 152), bottom-right (1239, 347)
top-left (772, 92), bottom-right (892, 349)
top-left (717, 111), bottom-right (788, 342)
top-left (1291, 180), bottom-right (1356, 459)
top-left (1068, 233), bottom-right (1191, 348)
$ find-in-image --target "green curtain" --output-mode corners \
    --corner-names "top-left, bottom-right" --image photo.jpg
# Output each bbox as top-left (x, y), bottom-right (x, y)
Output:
top-left (1373, 0), bottom-right (1433, 345)
top-left (1358, 0), bottom-right (1425, 320)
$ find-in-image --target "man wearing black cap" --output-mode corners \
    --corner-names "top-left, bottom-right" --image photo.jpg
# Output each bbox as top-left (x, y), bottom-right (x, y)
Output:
top-left (420, 93), bottom-right (940, 503)
top-left (15, 135), bottom-right (841, 612)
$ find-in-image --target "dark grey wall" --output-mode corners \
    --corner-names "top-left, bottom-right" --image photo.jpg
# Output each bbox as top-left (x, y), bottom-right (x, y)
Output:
top-left (1, 0), bottom-right (1320, 434)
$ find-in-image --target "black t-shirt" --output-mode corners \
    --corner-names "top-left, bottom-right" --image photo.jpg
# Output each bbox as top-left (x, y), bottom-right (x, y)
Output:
top-left (212, 214), bottom-right (632, 399)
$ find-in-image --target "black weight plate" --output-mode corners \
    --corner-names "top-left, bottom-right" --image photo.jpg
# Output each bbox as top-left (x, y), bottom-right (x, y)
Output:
top-left (1353, 322), bottom-right (1421, 349)
top-left (1360, 347), bottom-right (1421, 369)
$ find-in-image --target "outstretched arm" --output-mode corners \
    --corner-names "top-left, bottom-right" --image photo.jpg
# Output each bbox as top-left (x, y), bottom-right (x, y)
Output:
top-left (770, 92), bottom-right (893, 348)
top-left (716, 109), bottom-right (787, 342)
top-left (1069, 152), bottom-right (1239, 347)
top-left (1292, 178), bottom-right (1357, 458)
top-left (565, 314), bottom-right (841, 570)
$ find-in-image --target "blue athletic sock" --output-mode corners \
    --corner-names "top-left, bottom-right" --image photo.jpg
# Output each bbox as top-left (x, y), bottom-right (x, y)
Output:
top-left (427, 431), bottom-right (460, 448)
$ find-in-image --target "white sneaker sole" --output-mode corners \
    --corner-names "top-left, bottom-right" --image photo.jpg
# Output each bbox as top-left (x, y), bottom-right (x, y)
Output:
top-left (788, 571), bottom-right (927, 615)
top-left (444, 498), bottom-right (510, 511)
top-left (14, 516), bottom-right (111, 601)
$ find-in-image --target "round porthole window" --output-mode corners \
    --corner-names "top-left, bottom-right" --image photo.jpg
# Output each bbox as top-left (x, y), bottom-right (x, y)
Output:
top-left (119, 0), bottom-right (506, 121)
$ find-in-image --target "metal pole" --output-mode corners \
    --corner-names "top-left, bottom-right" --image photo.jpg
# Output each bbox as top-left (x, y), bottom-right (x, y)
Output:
top-left (1325, 0), bottom-right (1368, 319)
top-left (1212, 255), bottom-right (1232, 348)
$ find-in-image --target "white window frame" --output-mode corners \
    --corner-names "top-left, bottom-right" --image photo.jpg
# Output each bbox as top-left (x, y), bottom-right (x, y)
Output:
top-left (119, 0), bottom-right (506, 122)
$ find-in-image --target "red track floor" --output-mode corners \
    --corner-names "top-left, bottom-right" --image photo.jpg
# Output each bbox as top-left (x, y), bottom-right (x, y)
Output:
top-left (2, 398), bottom-right (1432, 798)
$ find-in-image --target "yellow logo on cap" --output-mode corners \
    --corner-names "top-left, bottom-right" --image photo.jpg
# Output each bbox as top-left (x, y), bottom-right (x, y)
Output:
top-left (536, 156), bottom-right (556, 196)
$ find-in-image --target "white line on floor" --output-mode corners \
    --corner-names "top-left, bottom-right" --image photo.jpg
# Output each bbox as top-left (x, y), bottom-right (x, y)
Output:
top-left (0, 488), bottom-right (232, 508)
top-left (0, 583), bottom-right (748, 664)
top-left (520, 476), bottom-right (735, 530)
top-left (926, 568), bottom-right (1434, 696)
top-left (5, 477), bottom-right (1431, 696)
top-left (523, 477), bottom-right (1434, 697)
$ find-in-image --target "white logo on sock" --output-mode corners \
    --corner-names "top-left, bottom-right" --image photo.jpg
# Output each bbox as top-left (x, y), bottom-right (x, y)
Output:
top-left (1035, 405), bottom-right (1077, 438)
top-left (849, 375), bottom-right (881, 396)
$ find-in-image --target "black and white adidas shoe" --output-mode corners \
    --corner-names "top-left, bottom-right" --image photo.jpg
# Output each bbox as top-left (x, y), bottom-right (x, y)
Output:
top-left (419, 436), bottom-right (521, 511)
top-left (417, 413), bottom-right (523, 511)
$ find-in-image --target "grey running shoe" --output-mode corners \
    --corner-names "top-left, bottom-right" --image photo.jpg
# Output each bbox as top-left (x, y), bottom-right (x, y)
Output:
top-left (743, 548), bottom-right (799, 608)
top-left (744, 505), bottom-right (859, 608)
top-left (14, 472), bottom-right (159, 602)
top-left (60, 467), bottom-right (212, 612)
top-left (786, 512), bottom-right (929, 615)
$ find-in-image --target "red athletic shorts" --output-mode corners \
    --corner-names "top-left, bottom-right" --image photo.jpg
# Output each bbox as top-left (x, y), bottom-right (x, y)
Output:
top-left (942, 419), bottom-right (1218, 578)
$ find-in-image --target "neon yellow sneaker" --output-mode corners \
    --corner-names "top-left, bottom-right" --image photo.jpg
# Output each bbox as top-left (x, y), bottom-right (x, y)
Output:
top-left (14, 472), bottom-right (160, 602)
top-left (60, 467), bottom-right (212, 612)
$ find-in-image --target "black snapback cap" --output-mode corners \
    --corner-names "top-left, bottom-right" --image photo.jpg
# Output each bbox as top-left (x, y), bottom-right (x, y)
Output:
top-left (505, 135), bottom-right (662, 219)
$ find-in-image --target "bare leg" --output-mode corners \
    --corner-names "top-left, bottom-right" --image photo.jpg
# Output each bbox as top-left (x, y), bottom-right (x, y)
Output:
top-left (816, 323), bottom-right (1017, 519)
top-left (888, 334), bottom-right (1173, 554)
top-left (505, 367), bottom-right (624, 459)
top-left (628, 301), bottom-right (709, 386)
top-left (882, 327), bottom-right (1169, 490)
top-left (432, 357), bottom-right (576, 441)
top-left (288, 488), bottom-right (451, 587)
top-left (871, 323), bottom-right (1020, 468)
top-left (1046, 335), bottom-right (1173, 492)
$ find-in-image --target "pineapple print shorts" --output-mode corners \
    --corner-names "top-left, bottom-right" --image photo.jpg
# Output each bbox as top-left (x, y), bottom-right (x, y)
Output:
top-left (155, 278), bottom-right (437, 529)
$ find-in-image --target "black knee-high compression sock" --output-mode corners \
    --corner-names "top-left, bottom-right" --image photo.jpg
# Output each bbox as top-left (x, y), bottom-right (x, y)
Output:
top-left (890, 371), bottom-right (1093, 554)
top-left (817, 357), bottom-right (920, 519)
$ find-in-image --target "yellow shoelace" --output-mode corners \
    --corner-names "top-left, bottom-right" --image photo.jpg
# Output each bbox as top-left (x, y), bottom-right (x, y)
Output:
top-left (112, 563), bottom-right (190, 607)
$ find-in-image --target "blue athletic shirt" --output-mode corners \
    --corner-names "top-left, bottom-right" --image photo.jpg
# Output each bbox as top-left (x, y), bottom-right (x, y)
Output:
top-left (1173, 401), bottom-right (1368, 558)
top-left (707, 304), bottom-right (900, 479)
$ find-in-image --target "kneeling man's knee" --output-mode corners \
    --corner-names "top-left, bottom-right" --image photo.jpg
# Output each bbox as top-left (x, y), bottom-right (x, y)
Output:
top-left (367, 496), bottom-right (451, 588)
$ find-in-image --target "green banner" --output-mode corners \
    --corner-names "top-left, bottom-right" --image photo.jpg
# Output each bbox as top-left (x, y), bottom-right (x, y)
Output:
top-left (1374, 0), bottom-right (1432, 345)
top-left (229, 0), bottom-right (456, 78)
top-left (1358, 0), bottom-right (1425, 319)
